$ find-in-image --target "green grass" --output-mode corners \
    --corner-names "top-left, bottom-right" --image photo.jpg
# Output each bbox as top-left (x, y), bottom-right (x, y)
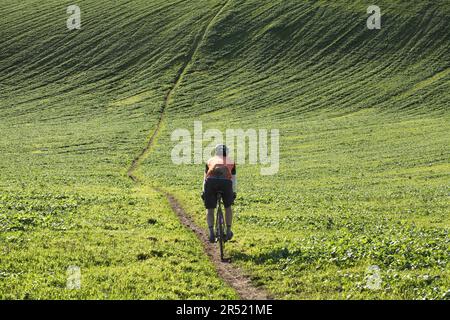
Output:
top-left (1, 0), bottom-right (449, 299)
top-left (143, 108), bottom-right (449, 299)
top-left (0, 0), bottom-right (238, 299)
top-left (0, 186), bottom-right (236, 299)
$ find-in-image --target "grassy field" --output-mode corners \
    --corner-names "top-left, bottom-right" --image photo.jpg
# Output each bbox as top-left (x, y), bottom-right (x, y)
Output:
top-left (1, 0), bottom-right (449, 299)
top-left (0, 0), bottom-right (238, 299)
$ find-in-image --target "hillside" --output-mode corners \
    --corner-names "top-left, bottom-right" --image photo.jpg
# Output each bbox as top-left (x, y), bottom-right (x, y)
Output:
top-left (0, 0), bottom-right (449, 299)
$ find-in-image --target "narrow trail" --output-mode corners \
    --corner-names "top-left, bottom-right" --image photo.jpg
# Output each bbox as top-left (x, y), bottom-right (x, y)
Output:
top-left (127, 0), bottom-right (271, 300)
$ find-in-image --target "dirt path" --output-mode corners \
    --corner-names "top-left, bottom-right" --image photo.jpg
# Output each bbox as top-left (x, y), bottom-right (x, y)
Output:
top-left (127, 0), bottom-right (271, 300)
top-left (160, 188), bottom-right (271, 300)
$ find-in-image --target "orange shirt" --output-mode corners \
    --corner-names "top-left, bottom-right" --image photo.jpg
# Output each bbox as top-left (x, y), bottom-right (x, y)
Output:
top-left (205, 156), bottom-right (236, 180)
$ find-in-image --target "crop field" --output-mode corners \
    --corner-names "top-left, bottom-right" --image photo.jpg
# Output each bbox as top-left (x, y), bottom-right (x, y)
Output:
top-left (1, 0), bottom-right (449, 300)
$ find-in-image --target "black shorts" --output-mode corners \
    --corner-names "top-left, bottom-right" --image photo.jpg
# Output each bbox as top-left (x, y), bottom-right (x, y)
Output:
top-left (204, 178), bottom-right (234, 209)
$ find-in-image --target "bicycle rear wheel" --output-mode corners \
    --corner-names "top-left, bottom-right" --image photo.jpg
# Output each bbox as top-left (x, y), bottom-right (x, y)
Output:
top-left (216, 195), bottom-right (225, 261)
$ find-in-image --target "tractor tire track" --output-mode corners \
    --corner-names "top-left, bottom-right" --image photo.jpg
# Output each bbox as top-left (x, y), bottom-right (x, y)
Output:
top-left (127, 0), bottom-right (271, 300)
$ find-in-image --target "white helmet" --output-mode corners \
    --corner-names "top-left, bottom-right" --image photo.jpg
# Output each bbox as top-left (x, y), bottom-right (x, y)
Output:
top-left (215, 144), bottom-right (229, 157)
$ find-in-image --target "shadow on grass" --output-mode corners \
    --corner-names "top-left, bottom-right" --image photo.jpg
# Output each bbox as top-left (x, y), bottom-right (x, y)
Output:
top-left (231, 247), bottom-right (303, 265)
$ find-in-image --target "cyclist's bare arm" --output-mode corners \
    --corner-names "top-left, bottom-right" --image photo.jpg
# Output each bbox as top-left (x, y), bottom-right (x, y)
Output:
top-left (203, 163), bottom-right (208, 192)
top-left (231, 164), bottom-right (237, 193)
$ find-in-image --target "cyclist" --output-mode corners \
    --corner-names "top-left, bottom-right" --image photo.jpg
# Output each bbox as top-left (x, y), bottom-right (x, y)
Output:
top-left (202, 144), bottom-right (236, 243)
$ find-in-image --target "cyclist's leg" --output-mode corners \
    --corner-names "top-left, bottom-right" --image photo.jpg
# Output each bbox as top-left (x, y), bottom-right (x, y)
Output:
top-left (204, 179), bottom-right (218, 242)
top-left (221, 180), bottom-right (234, 240)
top-left (225, 207), bottom-right (232, 228)
top-left (207, 208), bottom-right (215, 230)
top-left (206, 208), bottom-right (216, 242)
